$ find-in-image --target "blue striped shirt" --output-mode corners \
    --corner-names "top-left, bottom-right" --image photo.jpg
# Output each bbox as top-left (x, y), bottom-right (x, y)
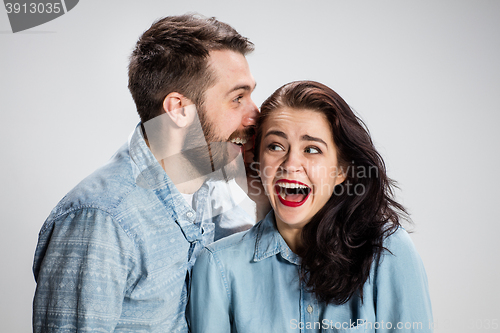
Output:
top-left (33, 124), bottom-right (253, 332)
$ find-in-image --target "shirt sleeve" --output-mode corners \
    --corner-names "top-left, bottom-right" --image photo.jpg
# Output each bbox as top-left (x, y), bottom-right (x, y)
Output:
top-left (32, 208), bottom-right (136, 333)
top-left (372, 228), bottom-right (433, 332)
top-left (187, 248), bottom-right (232, 333)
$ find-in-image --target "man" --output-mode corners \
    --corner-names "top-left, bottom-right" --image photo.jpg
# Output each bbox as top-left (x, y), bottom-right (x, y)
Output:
top-left (33, 14), bottom-right (259, 332)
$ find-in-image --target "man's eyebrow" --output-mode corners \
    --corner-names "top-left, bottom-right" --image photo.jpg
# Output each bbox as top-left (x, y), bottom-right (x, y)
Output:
top-left (264, 130), bottom-right (287, 139)
top-left (301, 134), bottom-right (328, 147)
top-left (226, 82), bottom-right (257, 96)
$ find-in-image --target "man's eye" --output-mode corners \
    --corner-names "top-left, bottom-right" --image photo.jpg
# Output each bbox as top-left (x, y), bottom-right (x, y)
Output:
top-left (305, 147), bottom-right (321, 154)
top-left (233, 96), bottom-right (243, 103)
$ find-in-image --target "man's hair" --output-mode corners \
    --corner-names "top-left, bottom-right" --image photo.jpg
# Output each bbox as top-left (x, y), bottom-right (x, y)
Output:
top-left (128, 14), bottom-right (254, 123)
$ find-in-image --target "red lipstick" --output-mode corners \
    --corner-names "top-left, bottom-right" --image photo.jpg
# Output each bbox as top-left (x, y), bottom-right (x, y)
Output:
top-left (275, 180), bottom-right (311, 207)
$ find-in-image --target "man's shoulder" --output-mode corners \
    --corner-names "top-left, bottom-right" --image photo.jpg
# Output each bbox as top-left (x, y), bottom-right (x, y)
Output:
top-left (47, 143), bottom-right (139, 223)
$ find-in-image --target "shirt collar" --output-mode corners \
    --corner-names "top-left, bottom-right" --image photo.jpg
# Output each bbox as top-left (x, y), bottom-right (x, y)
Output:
top-left (253, 211), bottom-right (301, 265)
top-left (128, 124), bottom-right (202, 242)
top-left (128, 123), bottom-right (164, 188)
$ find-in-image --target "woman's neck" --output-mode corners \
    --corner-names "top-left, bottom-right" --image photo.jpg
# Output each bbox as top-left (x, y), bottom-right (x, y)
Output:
top-left (274, 216), bottom-right (304, 254)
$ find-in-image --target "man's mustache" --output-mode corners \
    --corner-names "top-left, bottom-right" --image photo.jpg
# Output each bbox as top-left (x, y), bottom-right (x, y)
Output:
top-left (227, 126), bottom-right (256, 144)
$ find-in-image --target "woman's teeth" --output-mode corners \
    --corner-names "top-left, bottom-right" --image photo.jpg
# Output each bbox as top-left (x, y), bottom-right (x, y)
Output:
top-left (277, 182), bottom-right (309, 189)
top-left (276, 182), bottom-right (310, 203)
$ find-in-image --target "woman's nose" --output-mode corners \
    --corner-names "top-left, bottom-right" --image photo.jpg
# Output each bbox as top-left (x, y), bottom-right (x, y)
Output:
top-left (280, 149), bottom-right (304, 173)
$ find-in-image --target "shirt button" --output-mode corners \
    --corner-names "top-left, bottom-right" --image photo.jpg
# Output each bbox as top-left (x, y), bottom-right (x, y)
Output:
top-left (307, 305), bottom-right (313, 314)
top-left (186, 211), bottom-right (194, 218)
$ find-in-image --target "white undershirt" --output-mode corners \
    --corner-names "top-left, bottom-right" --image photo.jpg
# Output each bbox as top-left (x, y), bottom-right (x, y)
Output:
top-left (180, 192), bottom-right (195, 210)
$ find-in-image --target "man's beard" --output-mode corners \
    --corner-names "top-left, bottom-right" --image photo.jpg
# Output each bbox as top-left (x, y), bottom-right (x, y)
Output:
top-left (182, 103), bottom-right (253, 182)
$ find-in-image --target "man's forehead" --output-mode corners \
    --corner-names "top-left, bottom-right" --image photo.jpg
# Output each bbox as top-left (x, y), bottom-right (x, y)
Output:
top-left (207, 49), bottom-right (255, 92)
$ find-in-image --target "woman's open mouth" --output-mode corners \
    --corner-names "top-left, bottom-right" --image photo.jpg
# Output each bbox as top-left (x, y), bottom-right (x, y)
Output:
top-left (274, 180), bottom-right (311, 207)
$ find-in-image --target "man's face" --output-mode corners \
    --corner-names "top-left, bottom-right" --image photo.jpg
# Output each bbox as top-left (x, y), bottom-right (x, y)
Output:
top-left (201, 50), bottom-right (258, 151)
top-left (188, 49), bottom-right (258, 177)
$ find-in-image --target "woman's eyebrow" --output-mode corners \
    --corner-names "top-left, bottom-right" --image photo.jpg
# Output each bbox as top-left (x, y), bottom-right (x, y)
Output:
top-left (301, 134), bottom-right (327, 147)
top-left (264, 130), bottom-right (287, 139)
top-left (264, 132), bottom-right (327, 147)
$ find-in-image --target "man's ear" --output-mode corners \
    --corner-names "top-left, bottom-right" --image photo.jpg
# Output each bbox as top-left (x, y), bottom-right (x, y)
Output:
top-left (162, 92), bottom-right (195, 128)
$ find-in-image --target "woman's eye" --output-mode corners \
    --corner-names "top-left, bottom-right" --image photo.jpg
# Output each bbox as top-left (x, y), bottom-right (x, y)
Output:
top-left (305, 147), bottom-right (321, 154)
top-left (268, 144), bottom-right (284, 151)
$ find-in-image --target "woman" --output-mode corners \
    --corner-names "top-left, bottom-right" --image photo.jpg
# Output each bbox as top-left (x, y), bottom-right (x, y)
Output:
top-left (188, 81), bottom-right (432, 332)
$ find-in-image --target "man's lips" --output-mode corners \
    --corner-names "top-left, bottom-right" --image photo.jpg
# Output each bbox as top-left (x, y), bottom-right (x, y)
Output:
top-left (274, 180), bottom-right (311, 207)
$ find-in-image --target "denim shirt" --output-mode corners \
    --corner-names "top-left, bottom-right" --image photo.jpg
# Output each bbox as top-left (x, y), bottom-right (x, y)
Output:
top-left (188, 212), bottom-right (433, 333)
top-left (32, 124), bottom-right (254, 333)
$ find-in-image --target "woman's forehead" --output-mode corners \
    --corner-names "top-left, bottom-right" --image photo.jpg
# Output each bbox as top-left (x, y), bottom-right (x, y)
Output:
top-left (262, 108), bottom-right (330, 135)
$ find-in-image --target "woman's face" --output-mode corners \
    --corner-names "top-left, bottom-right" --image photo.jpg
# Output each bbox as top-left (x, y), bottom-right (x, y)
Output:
top-left (259, 107), bottom-right (345, 233)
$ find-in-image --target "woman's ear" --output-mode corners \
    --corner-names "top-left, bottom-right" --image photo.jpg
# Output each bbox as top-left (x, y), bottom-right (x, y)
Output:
top-left (162, 92), bottom-right (194, 128)
top-left (334, 164), bottom-right (347, 186)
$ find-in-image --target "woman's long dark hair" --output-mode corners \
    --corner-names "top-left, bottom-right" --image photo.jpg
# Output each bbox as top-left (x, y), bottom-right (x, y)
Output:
top-left (255, 81), bottom-right (408, 304)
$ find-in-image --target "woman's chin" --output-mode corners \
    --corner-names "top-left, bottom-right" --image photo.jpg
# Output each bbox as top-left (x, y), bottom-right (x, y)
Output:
top-left (271, 195), bottom-right (312, 225)
top-left (273, 208), bottom-right (310, 229)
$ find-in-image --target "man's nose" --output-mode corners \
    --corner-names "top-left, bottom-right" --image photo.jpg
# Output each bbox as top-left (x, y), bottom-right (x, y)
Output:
top-left (242, 99), bottom-right (259, 127)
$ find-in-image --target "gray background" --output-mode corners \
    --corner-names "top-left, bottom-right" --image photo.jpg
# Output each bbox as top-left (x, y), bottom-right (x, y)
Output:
top-left (1, 0), bottom-right (499, 332)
